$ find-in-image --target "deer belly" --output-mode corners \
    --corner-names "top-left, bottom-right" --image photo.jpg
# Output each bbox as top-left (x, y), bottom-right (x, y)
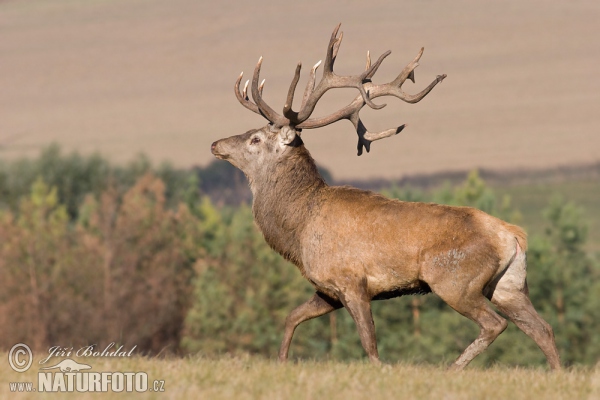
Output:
top-left (365, 264), bottom-right (425, 298)
top-left (303, 253), bottom-right (422, 300)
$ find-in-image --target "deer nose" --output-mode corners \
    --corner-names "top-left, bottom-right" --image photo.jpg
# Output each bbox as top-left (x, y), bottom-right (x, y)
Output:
top-left (211, 141), bottom-right (218, 154)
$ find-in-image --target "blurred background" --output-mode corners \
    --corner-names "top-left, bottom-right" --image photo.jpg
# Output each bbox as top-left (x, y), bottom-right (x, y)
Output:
top-left (0, 0), bottom-right (598, 367)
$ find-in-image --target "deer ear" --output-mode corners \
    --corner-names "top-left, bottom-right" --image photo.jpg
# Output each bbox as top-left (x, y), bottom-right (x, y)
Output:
top-left (278, 126), bottom-right (297, 146)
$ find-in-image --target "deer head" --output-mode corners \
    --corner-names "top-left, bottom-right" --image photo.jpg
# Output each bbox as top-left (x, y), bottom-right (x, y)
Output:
top-left (211, 125), bottom-right (303, 179)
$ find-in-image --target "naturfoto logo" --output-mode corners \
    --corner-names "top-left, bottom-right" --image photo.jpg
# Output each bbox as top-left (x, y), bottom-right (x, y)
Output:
top-left (8, 343), bottom-right (165, 393)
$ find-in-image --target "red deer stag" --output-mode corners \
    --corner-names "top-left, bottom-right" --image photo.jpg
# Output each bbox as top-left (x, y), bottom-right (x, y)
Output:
top-left (211, 24), bottom-right (561, 370)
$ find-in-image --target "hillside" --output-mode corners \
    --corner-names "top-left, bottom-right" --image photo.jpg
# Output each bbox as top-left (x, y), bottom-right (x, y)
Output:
top-left (1, 0), bottom-right (599, 180)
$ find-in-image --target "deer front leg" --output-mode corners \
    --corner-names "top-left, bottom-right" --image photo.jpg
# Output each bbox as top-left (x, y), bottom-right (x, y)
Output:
top-left (339, 288), bottom-right (381, 365)
top-left (279, 292), bottom-right (342, 362)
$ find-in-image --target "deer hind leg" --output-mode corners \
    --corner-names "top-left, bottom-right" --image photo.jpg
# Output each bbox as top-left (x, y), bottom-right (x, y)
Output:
top-left (426, 258), bottom-right (508, 370)
top-left (278, 292), bottom-right (342, 362)
top-left (490, 287), bottom-right (561, 370)
top-left (443, 295), bottom-right (508, 371)
top-left (486, 251), bottom-right (561, 370)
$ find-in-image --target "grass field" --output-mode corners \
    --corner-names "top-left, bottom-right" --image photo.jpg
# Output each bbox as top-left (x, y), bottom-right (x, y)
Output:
top-left (1, 354), bottom-right (598, 399)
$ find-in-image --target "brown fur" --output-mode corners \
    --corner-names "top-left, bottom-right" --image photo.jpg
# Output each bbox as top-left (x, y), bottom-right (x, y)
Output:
top-left (212, 125), bottom-right (560, 370)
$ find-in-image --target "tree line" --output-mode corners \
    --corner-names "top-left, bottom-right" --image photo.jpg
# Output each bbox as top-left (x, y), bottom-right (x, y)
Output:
top-left (0, 147), bottom-right (598, 367)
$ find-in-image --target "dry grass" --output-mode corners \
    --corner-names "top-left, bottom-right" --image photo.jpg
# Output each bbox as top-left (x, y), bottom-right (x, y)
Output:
top-left (1, 354), bottom-right (598, 399)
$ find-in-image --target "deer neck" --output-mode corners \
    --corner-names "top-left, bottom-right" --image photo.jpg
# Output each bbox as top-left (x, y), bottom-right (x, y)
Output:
top-left (250, 146), bottom-right (326, 267)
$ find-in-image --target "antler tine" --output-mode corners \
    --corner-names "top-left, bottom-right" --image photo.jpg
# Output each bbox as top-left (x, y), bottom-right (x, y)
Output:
top-left (243, 80), bottom-right (249, 98)
top-left (300, 60), bottom-right (321, 111)
top-left (392, 47), bottom-right (424, 88)
top-left (235, 72), bottom-right (260, 115)
top-left (398, 73), bottom-right (447, 103)
top-left (352, 113), bottom-right (407, 156)
top-left (353, 114), bottom-right (407, 156)
top-left (332, 31), bottom-right (343, 64)
top-left (323, 23), bottom-right (342, 73)
top-left (283, 63), bottom-right (302, 122)
top-left (251, 57), bottom-right (288, 127)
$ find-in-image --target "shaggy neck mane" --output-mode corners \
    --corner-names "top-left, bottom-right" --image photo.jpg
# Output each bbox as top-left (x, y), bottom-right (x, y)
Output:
top-left (251, 145), bottom-right (325, 270)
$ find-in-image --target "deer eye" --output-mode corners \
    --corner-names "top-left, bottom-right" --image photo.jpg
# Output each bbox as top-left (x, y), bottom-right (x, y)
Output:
top-left (250, 137), bottom-right (261, 145)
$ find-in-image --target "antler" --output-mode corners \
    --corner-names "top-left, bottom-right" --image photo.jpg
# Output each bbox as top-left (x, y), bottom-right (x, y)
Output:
top-left (298, 47), bottom-right (447, 155)
top-left (233, 24), bottom-right (446, 155)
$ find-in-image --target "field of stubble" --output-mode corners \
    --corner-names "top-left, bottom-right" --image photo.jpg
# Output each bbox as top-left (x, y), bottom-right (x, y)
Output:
top-left (1, 355), bottom-right (598, 400)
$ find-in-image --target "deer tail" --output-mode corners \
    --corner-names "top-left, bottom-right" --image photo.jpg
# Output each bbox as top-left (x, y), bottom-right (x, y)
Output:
top-left (505, 222), bottom-right (528, 253)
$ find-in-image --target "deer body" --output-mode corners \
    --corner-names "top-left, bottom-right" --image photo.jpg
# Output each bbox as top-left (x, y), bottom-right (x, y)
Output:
top-left (301, 191), bottom-right (516, 297)
top-left (211, 25), bottom-right (561, 370)
top-left (252, 147), bottom-right (514, 299)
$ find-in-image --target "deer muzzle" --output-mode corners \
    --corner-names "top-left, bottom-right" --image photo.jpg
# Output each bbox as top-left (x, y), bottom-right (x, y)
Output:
top-left (211, 140), bottom-right (227, 160)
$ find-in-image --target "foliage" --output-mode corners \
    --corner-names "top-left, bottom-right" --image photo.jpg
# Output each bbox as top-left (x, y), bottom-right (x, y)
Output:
top-left (0, 149), bottom-right (597, 368)
top-left (197, 160), bottom-right (251, 206)
top-left (0, 174), bottom-right (198, 353)
top-left (0, 145), bottom-right (199, 219)
top-left (526, 196), bottom-right (599, 365)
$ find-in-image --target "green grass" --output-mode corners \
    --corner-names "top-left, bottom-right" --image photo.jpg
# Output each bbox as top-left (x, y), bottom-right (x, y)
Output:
top-left (496, 179), bottom-right (600, 253)
top-left (1, 354), bottom-right (598, 399)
